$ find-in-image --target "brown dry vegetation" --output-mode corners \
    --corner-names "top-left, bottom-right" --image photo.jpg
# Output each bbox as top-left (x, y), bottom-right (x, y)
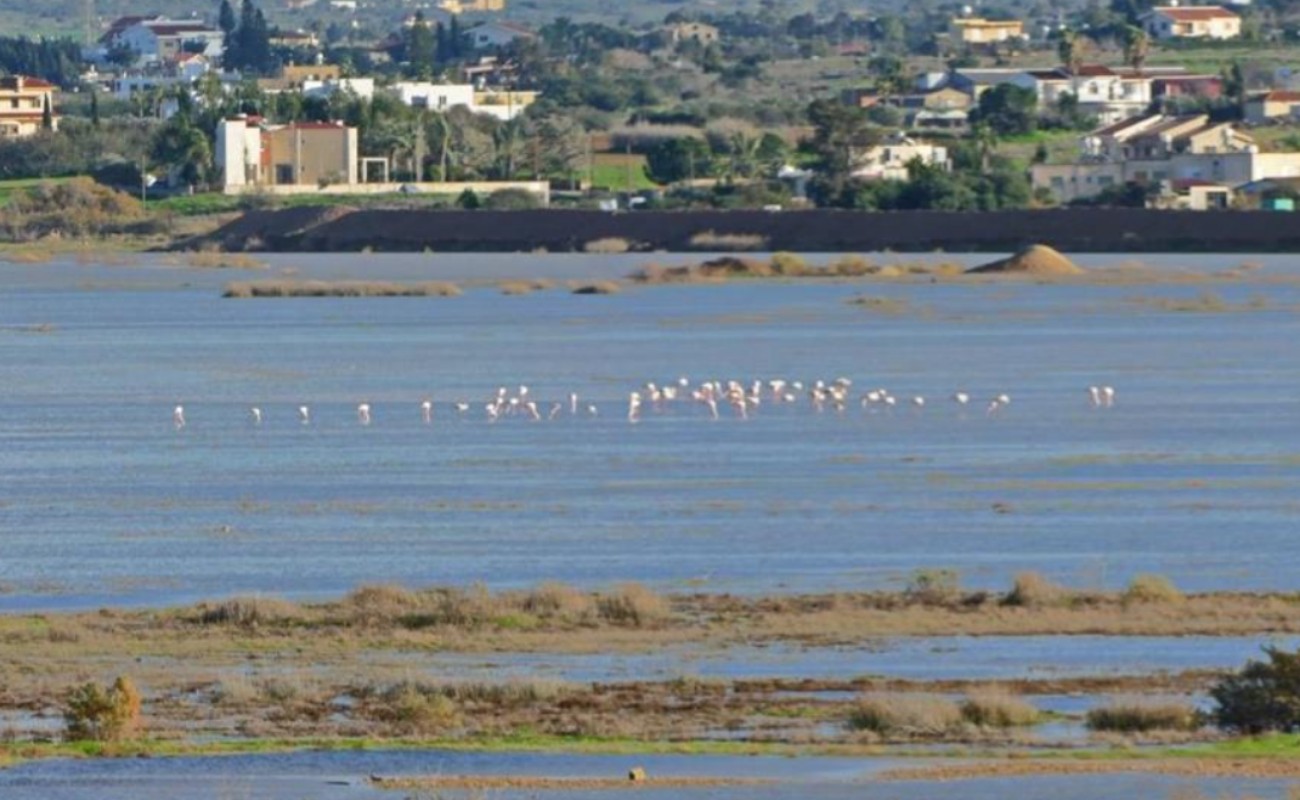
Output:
top-left (222, 280), bottom-right (462, 298)
top-left (881, 759), bottom-right (1300, 781)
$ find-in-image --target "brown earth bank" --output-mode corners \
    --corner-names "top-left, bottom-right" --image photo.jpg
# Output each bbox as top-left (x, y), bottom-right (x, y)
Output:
top-left (182, 208), bottom-right (1300, 254)
top-left (881, 758), bottom-right (1300, 781)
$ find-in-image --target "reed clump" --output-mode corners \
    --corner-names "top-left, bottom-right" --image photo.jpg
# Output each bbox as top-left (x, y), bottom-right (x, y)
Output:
top-left (63, 676), bottom-right (142, 742)
top-left (222, 280), bottom-right (462, 298)
top-left (583, 237), bottom-right (635, 254)
top-left (1003, 571), bottom-right (1073, 608)
top-left (1086, 700), bottom-right (1201, 732)
top-left (368, 682), bottom-right (461, 735)
top-left (829, 254), bottom-right (873, 276)
top-left (185, 251), bottom-right (266, 270)
top-left (596, 582), bottom-right (670, 627)
top-left (848, 693), bottom-right (964, 737)
top-left (687, 230), bottom-right (769, 250)
top-left (498, 279), bottom-right (554, 295)
top-left (196, 595), bottom-right (302, 627)
top-left (960, 689), bottom-right (1040, 728)
top-left (1124, 574), bottom-right (1184, 604)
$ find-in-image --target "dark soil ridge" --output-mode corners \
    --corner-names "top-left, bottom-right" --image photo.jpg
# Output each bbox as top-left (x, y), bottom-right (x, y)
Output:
top-left (180, 207), bottom-right (1300, 254)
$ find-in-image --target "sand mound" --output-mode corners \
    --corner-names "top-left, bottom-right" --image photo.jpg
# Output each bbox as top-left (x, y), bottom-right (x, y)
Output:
top-left (967, 245), bottom-right (1085, 276)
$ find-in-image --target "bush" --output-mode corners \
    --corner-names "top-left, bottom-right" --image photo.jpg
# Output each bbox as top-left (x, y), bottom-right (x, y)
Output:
top-left (521, 582), bottom-right (595, 621)
top-left (596, 583), bottom-right (669, 626)
top-left (64, 676), bottom-right (142, 741)
top-left (848, 693), bottom-right (964, 737)
top-left (197, 596), bottom-right (301, 627)
top-left (904, 569), bottom-right (961, 605)
top-left (1212, 647), bottom-right (1300, 734)
top-left (484, 188), bottom-right (542, 210)
top-left (768, 251), bottom-right (808, 276)
top-left (372, 682), bottom-right (460, 735)
top-left (1003, 572), bottom-right (1071, 607)
top-left (2, 177), bottom-right (146, 240)
top-left (960, 690), bottom-right (1040, 728)
top-left (1123, 574), bottom-right (1183, 604)
top-left (1086, 701), bottom-right (1200, 733)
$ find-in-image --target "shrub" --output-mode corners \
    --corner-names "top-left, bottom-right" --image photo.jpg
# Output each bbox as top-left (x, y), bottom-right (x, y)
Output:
top-left (687, 230), bottom-right (768, 250)
top-left (484, 188), bottom-right (542, 210)
top-left (960, 690), bottom-right (1040, 727)
top-left (197, 596), bottom-right (301, 627)
top-left (344, 584), bottom-right (421, 623)
top-left (1003, 571), bottom-right (1071, 607)
top-left (768, 251), bottom-right (808, 276)
top-left (904, 569), bottom-right (961, 605)
top-left (1212, 646), bottom-right (1300, 734)
top-left (521, 582), bottom-right (595, 621)
top-left (848, 693), bottom-right (964, 737)
top-left (1123, 574), bottom-right (1183, 604)
top-left (571, 280), bottom-right (621, 295)
top-left (373, 682), bottom-right (460, 735)
top-left (64, 676), bottom-right (142, 741)
top-left (1086, 700), bottom-right (1200, 733)
top-left (597, 583), bottom-right (669, 626)
top-left (830, 254), bottom-right (873, 276)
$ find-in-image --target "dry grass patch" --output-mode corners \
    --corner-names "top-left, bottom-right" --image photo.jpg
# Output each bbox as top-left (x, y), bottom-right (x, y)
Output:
top-left (195, 595), bottom-right (303, 627)
top-left (960, 689), bottom-right (1040, 728)
top-left (846, 294), bottom-right (910, 314)
top-left (687, 230), bottom-right (768, 250)
top-left (596, 583), bottom-right (670, 627)
top-left (223, 280), bottom-right (461, 298)
top-left (583, 237), bottom-right (635, 254)
top-left (1124, 574), bottom-right (1184, 604)
top-left (848, 693), bottom-right (964, 737)
top-left (1086, 699), bottom-right (1201, 732)
top-left (1003, 572), bottom-right (1073, 607)
top-left (498, 279), bottom-right (554, 295)
top-left (366, 682), bottom-right (461, 735)
top-left (184, 251), bottom-right (265, 270)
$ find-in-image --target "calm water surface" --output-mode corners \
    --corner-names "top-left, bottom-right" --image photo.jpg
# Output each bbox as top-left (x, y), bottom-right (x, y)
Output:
top-left (1, 252), bottom-right (1298, 609)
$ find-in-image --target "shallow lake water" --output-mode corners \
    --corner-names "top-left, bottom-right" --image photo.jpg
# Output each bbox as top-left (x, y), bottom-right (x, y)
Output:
top-left (1, 252), bottom-right (1298, 609)
top-left (1, 748), bottom-right (1297, 800)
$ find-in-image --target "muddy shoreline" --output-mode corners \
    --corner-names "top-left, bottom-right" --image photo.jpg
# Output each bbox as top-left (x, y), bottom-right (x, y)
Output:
top-left (186, 208), bottom-right (1300, 253)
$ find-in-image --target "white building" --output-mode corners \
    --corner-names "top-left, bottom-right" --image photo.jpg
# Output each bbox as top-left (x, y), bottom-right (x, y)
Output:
top-left (101, 17), bottom-right (224, 67)
top-left (302, 77), bottom-right (375, 101)
top-left (391, 81), bottom-right (536, 120)
top-left (468, 21), bottom-right (536, 49)
top-left (1142, 5), bottom-right (1241, 39)
top-left (851, 135), bottom-right (950, 181)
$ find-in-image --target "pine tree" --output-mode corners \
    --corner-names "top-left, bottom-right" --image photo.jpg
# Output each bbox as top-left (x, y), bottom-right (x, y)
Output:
top-left (218, 0), bottom-right (237, 37)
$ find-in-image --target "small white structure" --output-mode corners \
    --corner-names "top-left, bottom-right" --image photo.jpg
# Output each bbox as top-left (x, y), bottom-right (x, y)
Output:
top-left (302, 77), bottom-right (375, 101)
top-left (468, 21), bottom-right (536, 49)
top-left (1141, 6), bottom-right (1241, 40)
top-left (851, 135), bottom-right (950, 181)
top-left (391, 81), bottom-right (536, 120)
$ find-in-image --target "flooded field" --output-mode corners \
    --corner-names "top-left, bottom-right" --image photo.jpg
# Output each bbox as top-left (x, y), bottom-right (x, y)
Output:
top-left (2, 251), bottom-right (1299, 797)
top-left (1, 252), bottom-right (1299, 609)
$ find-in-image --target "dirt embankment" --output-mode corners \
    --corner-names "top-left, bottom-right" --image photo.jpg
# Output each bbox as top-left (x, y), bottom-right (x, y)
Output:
top-left (182, 207), bottom-right (1300, 253)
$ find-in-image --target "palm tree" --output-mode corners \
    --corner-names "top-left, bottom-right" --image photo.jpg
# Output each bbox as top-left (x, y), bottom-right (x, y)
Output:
top-left (1057, 30), bottom-right (1084, 74)
top-left (1122, 26), bottom-right (1150, 75)
top-left (427, 112), bottom-right (455, 181)
top-left (972, 122), bottom-right (998, 173)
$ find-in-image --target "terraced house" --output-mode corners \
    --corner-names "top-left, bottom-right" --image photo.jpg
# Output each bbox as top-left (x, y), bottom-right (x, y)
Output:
top-left (0, 76), bottom-right (57, 138)
top-left (1032, 114), bottom-right (1300, 207)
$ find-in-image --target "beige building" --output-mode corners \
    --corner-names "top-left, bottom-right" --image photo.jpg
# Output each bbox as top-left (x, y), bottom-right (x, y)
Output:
top-left (1141, 6), bottom-right (1241, 40)
top-left (0, 76), bottom-right (58, 138)
top-left (216, 117), bottom-right (358, 191)
top-left (1245, 91), bottom-right (1300, 124)
top-left (952, 18), bottom-right (1025, 44)
top-left (438, 0), bottom-right (505, 13)
top-left (851, 135), bottom-right (950, 181)
top-left (1033, 114), bottom-right (1300, 204)
top-left (257, 64), bottom-right (343, 93)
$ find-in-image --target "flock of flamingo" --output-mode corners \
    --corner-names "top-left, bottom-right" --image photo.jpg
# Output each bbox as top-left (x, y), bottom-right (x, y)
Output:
top-left (169, 379), bottom-right (1118, 429)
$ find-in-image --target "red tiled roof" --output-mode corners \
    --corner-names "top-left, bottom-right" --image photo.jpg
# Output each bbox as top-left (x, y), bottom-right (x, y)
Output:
top-left (1262, 90), bottom-right (1300, 102)
top-left (1072, 65), bottom-right (1116, 77)
top-left (1152, 5), bottom-right (1238, 20)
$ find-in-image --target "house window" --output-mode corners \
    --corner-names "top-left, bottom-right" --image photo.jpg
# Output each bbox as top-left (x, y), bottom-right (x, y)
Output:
top-left (275, 164), bottom-right (294, 184)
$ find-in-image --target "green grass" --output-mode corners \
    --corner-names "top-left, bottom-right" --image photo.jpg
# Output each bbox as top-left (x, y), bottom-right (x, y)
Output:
top-left (589, 153), bottom-right (658, 191)
top-left (0, 177), bottom-right (75, 204)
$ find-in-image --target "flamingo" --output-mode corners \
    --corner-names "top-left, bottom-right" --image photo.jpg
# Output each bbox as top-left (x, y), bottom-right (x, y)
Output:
top-left (298, 405), bottom-right (311, 425)
top-left (525, 400), bottom-right (541, 421)
top-left (1088, 386), bottom-right (1102, 407)
top-left (250, 407), bottom-right (262, 425)
top-left (454, 402), bottom-right (470, 414)
top-left (1101, 386), bottom-right (1116, 407)
top-left (548, 402), bottom-right (563, 420)
top-left (357, 403), bottom-right (372, 426)
top-left (173, 405), bottom-right (186, 429)
top-left (952, 392), bottom-right (970, 405)
top-left (586, 404), bottom-right (599, 417)
top-left (912, 396), bottom-right (925, 408)
top-left (569, 392), bottom-right (579, 415)
top-left (628, 391), bottom-right (642, 422)
top-left (421, 399), bottom-right (433, 424)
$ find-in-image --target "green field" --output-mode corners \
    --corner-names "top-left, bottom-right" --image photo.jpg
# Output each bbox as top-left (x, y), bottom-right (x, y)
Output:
top-left (0, 177), bottom-right (75, 204)
top-left (589, 153), bottom-right (658, 192)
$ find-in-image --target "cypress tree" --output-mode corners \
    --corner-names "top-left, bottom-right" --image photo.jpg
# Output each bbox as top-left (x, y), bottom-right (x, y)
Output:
top-left (90, 88), bottom-right (100, 128)
top-left (41, 95), bottom-right (52, 130)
